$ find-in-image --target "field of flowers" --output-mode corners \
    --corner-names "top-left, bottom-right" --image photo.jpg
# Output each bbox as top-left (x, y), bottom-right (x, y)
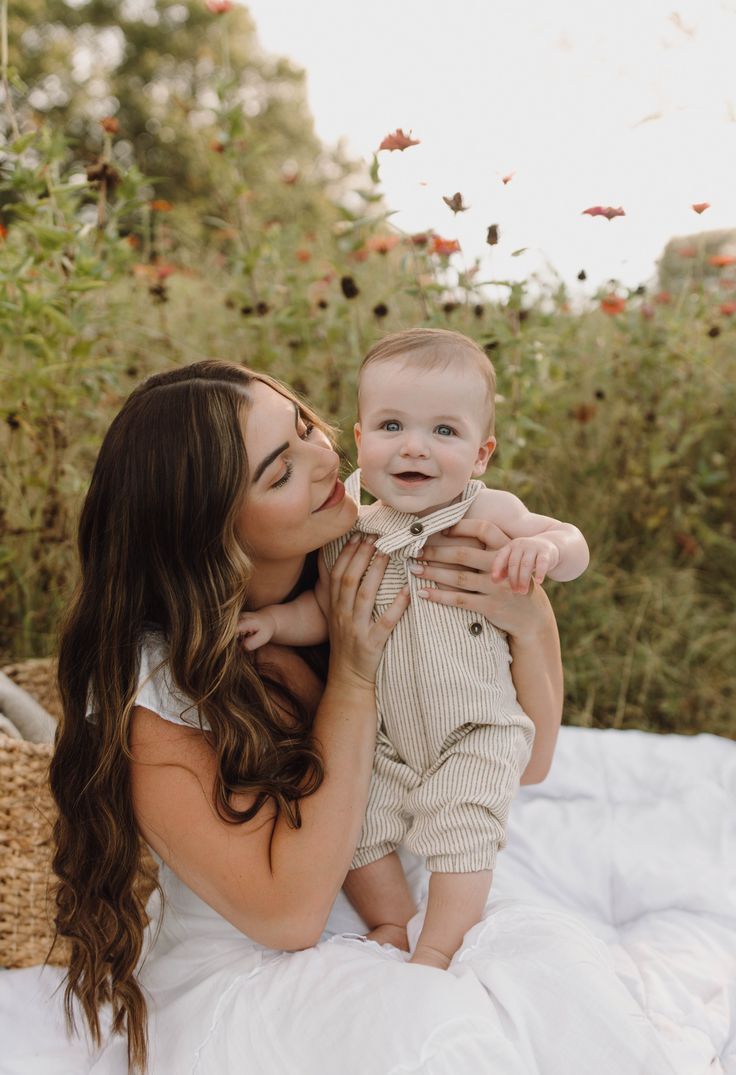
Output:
top-left (1, 0), bottom-right (734, 737)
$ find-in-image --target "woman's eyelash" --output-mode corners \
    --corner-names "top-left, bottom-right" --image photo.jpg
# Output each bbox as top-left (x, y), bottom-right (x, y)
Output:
top-left (272, 461), bottom-right (293, 489)
top-left (270, 422), bottom-right (314, 488)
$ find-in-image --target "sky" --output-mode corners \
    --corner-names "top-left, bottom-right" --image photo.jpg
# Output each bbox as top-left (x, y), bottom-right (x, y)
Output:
top-left (242, 0), bottom-right (736, 297)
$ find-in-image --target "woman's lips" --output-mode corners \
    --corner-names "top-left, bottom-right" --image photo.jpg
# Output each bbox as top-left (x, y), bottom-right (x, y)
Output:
top-left (315, 478), bottom-right (346, 512)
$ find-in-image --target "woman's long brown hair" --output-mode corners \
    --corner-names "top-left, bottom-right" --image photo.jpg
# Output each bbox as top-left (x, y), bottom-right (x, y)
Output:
top-left (49, 360), bottom-right (332, 1072)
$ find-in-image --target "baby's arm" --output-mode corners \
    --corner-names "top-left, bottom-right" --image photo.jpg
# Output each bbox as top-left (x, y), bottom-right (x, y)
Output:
top-left (470, 489), bottom-right (589, 593)
top-left (238, 588), bottom-right (328, 651)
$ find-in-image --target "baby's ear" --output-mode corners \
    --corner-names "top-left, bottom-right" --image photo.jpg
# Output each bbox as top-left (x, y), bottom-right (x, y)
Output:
top-left (473, 436), bottom-right (496, 476)
top-left (353, 422), bottom-right (362, 451)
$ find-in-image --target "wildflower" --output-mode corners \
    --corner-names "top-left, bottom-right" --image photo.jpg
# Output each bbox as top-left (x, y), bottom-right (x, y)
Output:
top-left (675, 531), bottom-right (699, 557)
top-left (571, 403), bottom-right (597, 423)
top-left (654, 291), bottom-right (671, 305)
top-left (640, 304), bottom-right (655, 320)
top-left (677, 246), bottom-right (697, 258)
top-left (486, 224), bottom-right (499, 246)
top-left (709, 254), bottom-right (736, 268)
top-left (378, 129), bottom-right (420, 152)
top-left (373, 303), bottom-right (389, 319)
top-left (150, 199), bottom-right (173, 212)
top-left (442, 302), bottom-right (457, 315)
top-left (0, 223), bottom-right (7, 240)
top-left (255, 302), bottom-right (270, 316)
top-left (691, 202), bottom-right (710, 214)
top-left (295, 248), bottom-right (311, 263)
top-left (365, 234), bottom-right (399, 255)
top-left (443, 192), bottom-right (469, 213)
top-left (473, 304), bottom-right (484, 319)
top-left (210, 140), bottom-right (226, 153)
top-left (100, 117), bottom-right (119, 134)
top-left (205, 0), bottom-right (234, 12)
top-left (409, 232), bottom-right (429, 247)
top-left (720, 302), bottom-right (736, 316)
top-left (432, 236), bottom-right (461, 257)
top-left (577, 269), bottom-right (587, 281)
top-left (341, 276), bottom-right (360, 299)
top-left (582, 206), bottom-right (626, 220)
top-left (708, 326), bottom-right (721, 337)
top-left (601, 295), bottom-right (626, 315)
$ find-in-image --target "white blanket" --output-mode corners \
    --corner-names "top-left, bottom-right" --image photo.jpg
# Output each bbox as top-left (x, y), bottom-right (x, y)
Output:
top-left (1, 726), bottom-right (734, 1074)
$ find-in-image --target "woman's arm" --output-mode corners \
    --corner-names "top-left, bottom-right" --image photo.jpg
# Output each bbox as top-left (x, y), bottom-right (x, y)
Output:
top-left (130, 538), bottom-right (409, 951)
top-left (417, 519), bottom-right (563, 784)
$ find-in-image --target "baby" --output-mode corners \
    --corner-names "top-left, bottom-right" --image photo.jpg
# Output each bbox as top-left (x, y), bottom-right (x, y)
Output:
top-left (240, 328), bottom-right (589, 969)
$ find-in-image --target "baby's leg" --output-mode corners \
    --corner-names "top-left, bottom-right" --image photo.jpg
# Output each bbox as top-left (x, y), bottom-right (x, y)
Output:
top-left (343, 851), bottom-right (417, 951)
top-left (410, 870), bottom-right (493, 969)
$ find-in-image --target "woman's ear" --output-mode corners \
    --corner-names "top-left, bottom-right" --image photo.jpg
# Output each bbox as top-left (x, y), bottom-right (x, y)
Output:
top-left (472, 436), bottom-right (496, 477)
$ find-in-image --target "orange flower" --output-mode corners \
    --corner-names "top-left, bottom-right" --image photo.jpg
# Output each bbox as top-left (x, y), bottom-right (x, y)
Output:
top-left (210, 140), bottom-right (226, 153)
top-left (431, 236), bottom-right (461, 257)
top-left (365, 234), bottom-right (399, 255)
top-left (205, 0), bottom-right (233, 12)
top-left (150, 199), bottom-right (173, 212)
top-left (100, 116), bottom-right (119, 134)
top-left (378, 128), bottom-right (420, 152)
top-left (582, 206), bottom-right (626, 221)
top-left (709, 254), bottom-right (736, 268)
top-left (126, 234), bottom-right (141, 248)
top-left (720, 302), bottom-right (736, 316)
top-left (0, 222), bottom-right (7, 240)
top-left (295, 248), bottom-right (311, 263)
top-left (349, 248), bottom-right (370, 263)
top-left (691, 202), bottom-right (710, 214)
top-left (677, 246), bottom-right (697, 258)
top-left (600, 295), bottom-right (626, 315)
top-left (571, 403), bottom-right (597, 423)
top-left (654, 291), bottom-right (671, 305)
top-left (675, 531), bottom-right (699, 557)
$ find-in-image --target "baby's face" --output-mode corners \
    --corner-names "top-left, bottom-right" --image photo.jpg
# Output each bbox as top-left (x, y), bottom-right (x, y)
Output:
top-left (355, 357), bottom-right (495, 517)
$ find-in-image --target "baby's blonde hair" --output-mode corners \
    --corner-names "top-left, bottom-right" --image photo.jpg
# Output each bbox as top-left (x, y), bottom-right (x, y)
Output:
top-left (359, 328), bottom-right (496, 435)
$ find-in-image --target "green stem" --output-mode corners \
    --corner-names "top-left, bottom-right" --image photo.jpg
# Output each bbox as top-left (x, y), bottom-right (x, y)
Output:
top-left (1, 0), bottom-right (20, 138)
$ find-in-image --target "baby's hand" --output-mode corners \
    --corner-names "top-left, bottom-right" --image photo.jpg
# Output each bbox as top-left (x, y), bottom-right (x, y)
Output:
top-left (491, 537), bottom-right (560, 594)
top-left (237, 610), bottom-right (277, 651)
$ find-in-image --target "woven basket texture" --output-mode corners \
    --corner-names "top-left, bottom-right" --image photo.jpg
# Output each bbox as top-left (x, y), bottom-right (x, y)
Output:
top-left (0, 659), bottom-right (157, 969)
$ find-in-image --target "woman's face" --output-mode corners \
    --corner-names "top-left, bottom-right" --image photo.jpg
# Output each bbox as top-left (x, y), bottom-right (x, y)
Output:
top-left (237, 380), bottom-right (357, 567)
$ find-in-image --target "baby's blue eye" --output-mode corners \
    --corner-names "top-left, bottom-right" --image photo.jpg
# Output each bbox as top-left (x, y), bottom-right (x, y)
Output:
top-left (435, 425), bottom-right (456, 437)
top-left (382, 420), bottom-right (401, 432)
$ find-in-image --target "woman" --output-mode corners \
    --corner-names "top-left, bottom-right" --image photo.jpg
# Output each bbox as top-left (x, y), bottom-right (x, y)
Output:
top-left (49, 361), bottom-right (667, 1075)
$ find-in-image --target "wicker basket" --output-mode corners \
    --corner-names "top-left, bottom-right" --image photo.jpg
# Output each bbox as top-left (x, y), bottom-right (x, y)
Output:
top-left (0, 659), bottom-right (157, 969)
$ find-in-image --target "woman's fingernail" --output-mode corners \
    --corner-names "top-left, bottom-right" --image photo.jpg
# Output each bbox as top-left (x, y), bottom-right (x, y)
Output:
top-left (408, 562), bottom-right (424, 574)
top-left (348, 533), bottom-right (360, 544)
top-left (364, 535), bottom-right (377, 544)
top-left (417, 590), bottom-right (429, 598)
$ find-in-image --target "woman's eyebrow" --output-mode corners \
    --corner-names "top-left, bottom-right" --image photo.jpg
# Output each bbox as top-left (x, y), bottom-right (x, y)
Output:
top-left (252, 402), bottom-right (300, 482)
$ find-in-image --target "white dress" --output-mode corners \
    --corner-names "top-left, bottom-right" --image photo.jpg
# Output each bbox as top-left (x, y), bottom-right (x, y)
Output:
top-left (54, 636), bottom-right (680, 1073)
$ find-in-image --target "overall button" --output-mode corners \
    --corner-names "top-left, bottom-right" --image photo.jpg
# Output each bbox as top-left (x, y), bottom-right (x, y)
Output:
top-left (409, 522), bottom-right (424, 535)
top-left (469, 622), bottom-right (483, 636)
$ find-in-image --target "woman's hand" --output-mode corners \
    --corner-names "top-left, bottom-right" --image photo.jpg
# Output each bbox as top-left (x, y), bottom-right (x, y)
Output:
top-left (323, 536), bottom-right (409, 690)
top-left (415, 519), bottom-right (551, 640)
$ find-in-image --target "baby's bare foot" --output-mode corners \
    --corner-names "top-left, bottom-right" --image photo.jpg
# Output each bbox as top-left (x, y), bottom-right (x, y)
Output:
top-left (365, 923), bottom-right (410, 951)
top-left (408, 944), bottom-right (451, 970)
